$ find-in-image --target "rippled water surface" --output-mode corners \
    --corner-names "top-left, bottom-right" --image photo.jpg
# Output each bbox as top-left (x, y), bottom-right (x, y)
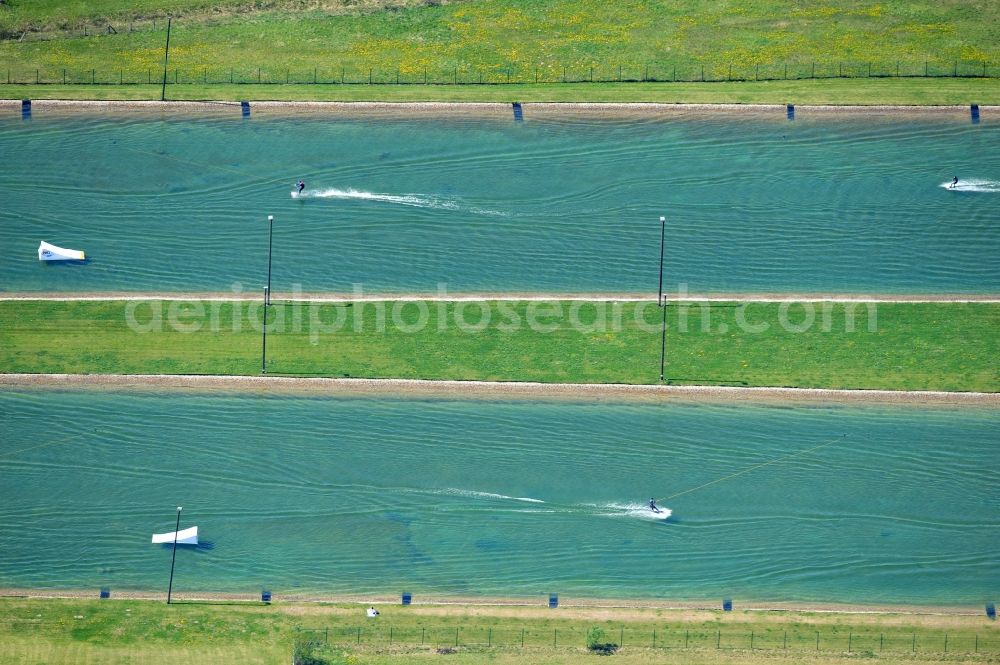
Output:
top-left (1, 111), bottom-right (998, 294)
top-left (1, 388), bottom-right (996, 604)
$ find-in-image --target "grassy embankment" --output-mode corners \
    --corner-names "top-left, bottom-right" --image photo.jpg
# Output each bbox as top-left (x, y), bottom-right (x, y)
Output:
top-left (1, 0), bottom-right (998, 104)
top-left (1, 300), bottom-right (997, 391)
top-left (0, 597), bottom-right (996, 665)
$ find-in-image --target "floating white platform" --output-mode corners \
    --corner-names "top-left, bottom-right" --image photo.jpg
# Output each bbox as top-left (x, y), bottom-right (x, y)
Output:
top-left (151, 526), bottom-right (198, 545)
top-left (38, 241), bottom-right (85, 261)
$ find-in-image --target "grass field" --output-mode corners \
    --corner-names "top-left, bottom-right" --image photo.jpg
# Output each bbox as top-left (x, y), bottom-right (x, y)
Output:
top-left (1, 0), bottom-right (998, 104)
top-left (0, 597), bottom-right (996, 665)
top-left (1, 299), bottom-right (996, 391)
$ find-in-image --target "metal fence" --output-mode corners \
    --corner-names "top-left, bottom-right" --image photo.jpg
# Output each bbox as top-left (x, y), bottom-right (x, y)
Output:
top-left (2, 59), bottom-right (997, 86)
top-left (296, 624), bottom-right (1000, 654)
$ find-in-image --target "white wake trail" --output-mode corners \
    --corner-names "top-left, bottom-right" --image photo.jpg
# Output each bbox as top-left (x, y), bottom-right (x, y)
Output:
top-left (291, 187), bottom-right (508, 215)
top-left (940, 179), bottom-right (1000, 193)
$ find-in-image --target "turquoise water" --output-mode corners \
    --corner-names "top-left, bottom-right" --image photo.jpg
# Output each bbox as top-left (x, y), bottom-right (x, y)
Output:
top-left (1, 388), bottom-right (997, 604)
top-left (1, 111), bottom-right (998, 294)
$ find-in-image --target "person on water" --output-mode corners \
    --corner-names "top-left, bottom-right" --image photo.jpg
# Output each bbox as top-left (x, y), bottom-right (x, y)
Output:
top-left (649, 498), bottom-right (661, 514)
top-left (949, 176), bottom-right (959, 189)
top-left (297, 180), bottom-right (306, 194)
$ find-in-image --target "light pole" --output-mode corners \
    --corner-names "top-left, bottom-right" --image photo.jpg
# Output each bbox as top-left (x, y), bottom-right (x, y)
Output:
top-left (262, 215), bottom-right (273, 374)
top-left (160, 17), bottom-right (172, 102)
top-left (166, 506), bottom-right (182, 604)
top-left (658, 216), bottom-right (667, 382)
top-left (266, 215), bottom-right (274, 305)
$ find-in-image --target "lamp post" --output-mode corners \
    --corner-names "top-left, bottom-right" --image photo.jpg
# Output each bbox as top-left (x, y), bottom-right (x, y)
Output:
top-left (166, 506), bottom-right (182, 604)
top-left (160, 17), bottom-right (172, 102)
top-left (266, 215), bottom-right (274, 305)
top-left (658, 216), bottom-right (667, 382)
top-left (262, 215), bottom-right (273, 375)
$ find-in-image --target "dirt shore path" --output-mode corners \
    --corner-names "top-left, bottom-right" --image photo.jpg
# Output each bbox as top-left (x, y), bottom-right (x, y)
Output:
top-left (1, 373), bottom-right (996, 405)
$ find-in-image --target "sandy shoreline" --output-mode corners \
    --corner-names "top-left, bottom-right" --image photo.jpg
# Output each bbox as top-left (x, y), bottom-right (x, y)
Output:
top-left (2, 291), bottom-right (998, 303)
top-left (0, 587), bottom-right (983, 617)
top-left (1, 373), bottom-right (996, 405)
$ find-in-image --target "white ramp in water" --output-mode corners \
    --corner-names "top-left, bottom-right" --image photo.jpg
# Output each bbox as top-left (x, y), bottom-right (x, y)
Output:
top-left (151, 526), bottom-right (198, 545)
top-left (38, 241), bottom-right (85, 261)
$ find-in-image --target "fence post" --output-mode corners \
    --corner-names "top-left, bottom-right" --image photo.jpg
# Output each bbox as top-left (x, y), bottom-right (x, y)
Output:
top-left (534, 66), bottom-right (538, 83)
top-left (36, 68), bottom-right (38, 84)
top-left (755, 63), bottom-right (759, 80)
top-left (811, 62), bottom-right (815, 78)
top-left (944, 634), bottom-right (947, 652)
top-left (314, 67), bottom-right (317, 83)
top-left (784, 63), bottom-right (787, 79)
top-left (230, 68), bottom-right (233, 83)
top-left (389, 626), bottom-right (393, 645)
top-left (120, 69), bottom-right (123, 84)
top-left (867, 62), bottom-right (871, 77)
top-left (562, 66), bottom-right (566, 83)
top-left (286, 69), bottom-right (289, 84)
top-left (652, 629), bottom-right (655, 647)
top-left (912, 634), bottom-right (915, 652)
top-left (63, 69), bottom-right (66, 84)
top-left (896, 61), bottom-right (899, 77)
top-left (685, 629), bottom-right (689, 648)
top-left (839, 62), bottom-right (842, 77)
top-left (925, 60), bottom-right (928, 76)
top-left (880, 634), bottom-right (883, 651)
top-left (816, 631), bottom-right (819, 650)
top-left (783, 631), bottom-right (787, 649)
top-left (421, 627), bottom-right (424, 644)
top-left (553, 628), bottom-right (557, 647)
top-left (425, 68), bottom-right (428, 84)
top-left (369, 68), bottom-right (372, 84)
top-left (257, 67), bottom-right (260, 83)
top-left (728, 63), bottom-right (732, 80)
top-left (953, 61), bottom-right (957, 76)
top-left (701, 65), bottom-right (704, 81)
top-left (620, 626), bottom-right (623, 647)
top-left (455, 627), bottom-right (459, 647)
top-left (589, 65), bottom-right (593, 82)
top-left (618, 64), bottom-right (621, 81)
top-left (342, 67), bottom-right (345, 83)
top-left (750, 631), bottom-right (754, 649)
top-left (673, 66), bottom-right (676, 82)
top-left (204, 67), bottom-right (207, 83)
top-left (357, 627), bottom-right (360, 644)
top-left (717, 630), bottom-right (720, 648)
top-left (644, 64), bottom-right (648, 81)
top-left (848, 632), bottom-right (852, 652)
top-left (521, 628), bottom-right (524, 647)
top-left (488, 627), bottom-right (491, 647)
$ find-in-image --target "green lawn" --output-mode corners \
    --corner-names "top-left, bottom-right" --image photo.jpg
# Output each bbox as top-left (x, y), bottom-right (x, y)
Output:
top-left (0, 597), bottom-right (996, 665)
top-left (1, 300), bottom-right (996, 391)
top-left (1, 0), bottom-right (997, 104)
